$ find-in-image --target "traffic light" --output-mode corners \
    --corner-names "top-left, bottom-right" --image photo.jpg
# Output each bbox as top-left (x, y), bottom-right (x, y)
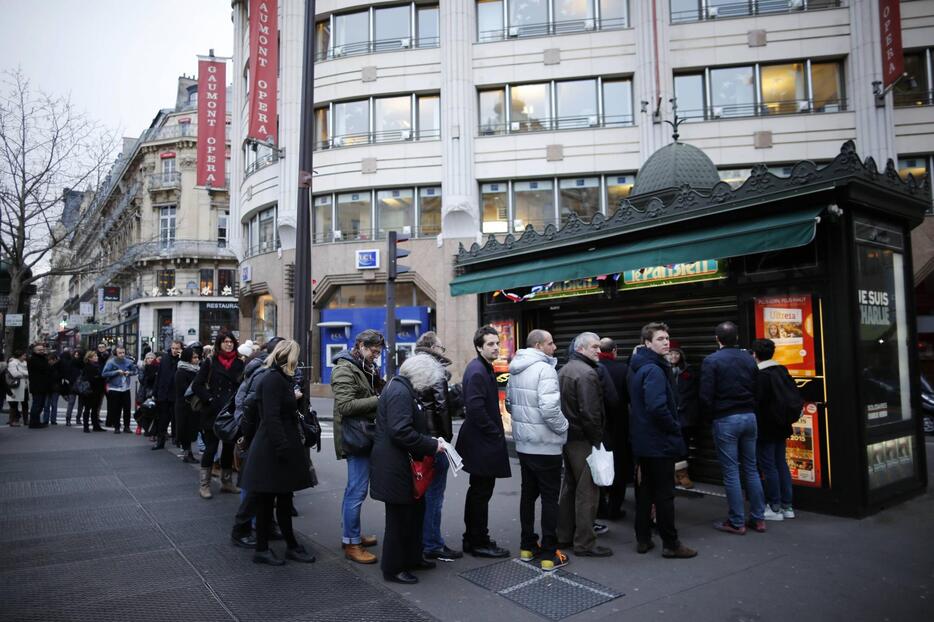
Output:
top-left (387, 230), bottom-right (410, 280)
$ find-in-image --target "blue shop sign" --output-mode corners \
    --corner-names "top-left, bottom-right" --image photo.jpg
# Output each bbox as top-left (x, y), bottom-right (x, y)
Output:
top-left (356, 249), bottom-right (380, 270)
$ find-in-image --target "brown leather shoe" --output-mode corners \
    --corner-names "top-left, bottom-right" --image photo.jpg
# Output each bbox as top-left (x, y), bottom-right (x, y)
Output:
top-left (360, 535), bottom-right (378, 547)
top-left (344, 543), bottom-right (377, 564)
top-left (675, 468), bottom-right (694, 489)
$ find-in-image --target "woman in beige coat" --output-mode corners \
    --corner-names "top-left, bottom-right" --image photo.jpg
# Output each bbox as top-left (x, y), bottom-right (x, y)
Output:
top-left (6, 351), bottom-right (30, 426)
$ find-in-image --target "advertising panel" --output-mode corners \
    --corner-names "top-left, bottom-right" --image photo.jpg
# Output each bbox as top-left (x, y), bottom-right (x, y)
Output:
top-left (755, 294), bottom-right (816, 377)
top-left (196, 57), bottom-right (227, 187)
top-left (248, 0), bottom-right (279, 143)
top-left (786, 402), bottom-right (822, 487)
top-left (489, 319), bottom-right (516, 434)
top-left (621, 259), bottom-right (726, 290)
top-left (879, 0), bottom-right (904, 89)
top-left (867, 434), bottom-right (915, 489)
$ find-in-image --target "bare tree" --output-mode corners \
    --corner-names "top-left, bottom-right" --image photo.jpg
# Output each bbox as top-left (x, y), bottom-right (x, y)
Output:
top-left (0, 69), bottom-right (115, 356)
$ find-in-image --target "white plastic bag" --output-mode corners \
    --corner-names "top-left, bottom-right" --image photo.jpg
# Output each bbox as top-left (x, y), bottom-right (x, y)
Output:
top-left (586, 443), bottom-right (615, 487)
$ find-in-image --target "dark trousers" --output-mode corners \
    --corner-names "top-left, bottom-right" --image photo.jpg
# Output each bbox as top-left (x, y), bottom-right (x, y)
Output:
top-left (463, 474), bottom-right (496, 547)
top-left (80, 394), bottom-right (103, 429)
top-left (557, 440), bottom-right (598, 552)
top-left (232, 490), bottom-right (258, 537)
top-left (634, 457), bottom-right (679, 548)
top-left (28, 393), bottom-right (48, 428)
top-left (200, 426), bottom-right (233, 469)
top-left (600, 443), bottom-right (633, 518)
top-left (518, 453), bottom-right (562, 556)
top-left (382, 500), bottom-right (425, 575)
top-left (105, 390), bottom-right (131, 429)
top-left (254, 492), bottom-right (297, 552)
top-left (155, 400), bottom-right (174, 437)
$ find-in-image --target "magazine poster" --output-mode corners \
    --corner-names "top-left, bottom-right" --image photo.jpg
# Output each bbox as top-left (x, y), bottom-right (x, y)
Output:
top-left (786, 402), bottom-right (822, 487)
top-left (755, 294), bottom-right (817, 377)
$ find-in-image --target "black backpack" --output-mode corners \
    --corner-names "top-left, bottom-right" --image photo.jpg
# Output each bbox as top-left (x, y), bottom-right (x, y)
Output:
top-left (767, 366), bottom-right (804, 427)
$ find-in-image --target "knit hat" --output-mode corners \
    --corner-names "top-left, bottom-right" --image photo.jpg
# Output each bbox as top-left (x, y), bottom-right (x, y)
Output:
top-left (237, 340), bottom-right (255, 357)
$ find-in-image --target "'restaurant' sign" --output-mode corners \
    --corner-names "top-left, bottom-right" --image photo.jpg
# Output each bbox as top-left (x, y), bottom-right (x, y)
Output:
top-left (197, 56), bottom-right (227, 187)
top-left (879, 0), bottom-right (904, 89)
top-left (248, 0), bottom-right (278, 144)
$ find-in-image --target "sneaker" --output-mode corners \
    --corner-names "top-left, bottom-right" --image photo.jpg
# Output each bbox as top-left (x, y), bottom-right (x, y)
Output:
top-left (540, 550), bottom-right (569, 572)
top-left (662, 544), bottom-right (698, 559)
top-left (713, 520), bottom-right (746, 535)
top-left (782, 507), bottom-right (796, 519)
top-left (746, 519), bottom-right (767, 533)
top-left (424, 545), bottom-right (463, 562)
top-left (592, 522), bottom-right (609, 535)
top-left (763, 507), bottom-right (784, 521)
top-left (519, 541), bottom-right (542, 562)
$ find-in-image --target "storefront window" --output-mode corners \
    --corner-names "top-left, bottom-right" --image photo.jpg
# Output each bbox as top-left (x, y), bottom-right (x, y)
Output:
top-left (606, 175), bottom-right (634, 214)
top-left (374, 96), bottom-right (412, 142)
top-left (479, 89), bottom-right (506, 135)
top-left (201, 302), bottom-right (239, 345)
top-left (559, 177), bottom-right (600, 225)
top-left (761, 63), bottom-right (807, 114)
top-left (602, 79), bottom-right (634, 126)
top-left (337, 191), bottom-right (373, 240)
top-left (377, 188), bottom-right (415, 237)
top-left (252, 294), bottom-right (277, 344)
top-left (481, 183), bottom-right (509, 233)
top-left (710, 66), bottom-right (755, 118)
top-left (513, 179), bottom-right (554, 231)
top-left (557, 79), bottom-right (597, 129)
top-left (510, 83), bottom-right (551, 132)
top-left (419, 187), bottom-right (442, 237)
top-left (314, 194), bottom-right (333, 242)
top-left (323, 282), bottom-right (432, 308)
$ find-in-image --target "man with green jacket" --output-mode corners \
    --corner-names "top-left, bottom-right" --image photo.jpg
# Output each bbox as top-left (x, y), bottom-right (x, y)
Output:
top-left (332, 329), bottom-right (385, 565)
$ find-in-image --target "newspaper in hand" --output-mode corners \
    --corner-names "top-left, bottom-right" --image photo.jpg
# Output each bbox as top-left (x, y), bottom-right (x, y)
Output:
top-left (438, 438), bottom-right (464, 476)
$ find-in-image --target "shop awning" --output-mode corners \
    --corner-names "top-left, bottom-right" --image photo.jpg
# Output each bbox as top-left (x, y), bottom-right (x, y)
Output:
top-left (450, 207), bottom-right (822, 296)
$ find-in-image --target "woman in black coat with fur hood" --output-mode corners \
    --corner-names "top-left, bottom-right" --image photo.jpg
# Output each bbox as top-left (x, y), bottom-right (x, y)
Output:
top-left (370, 353), bottom-right (444, 585)
top-left (192, 332), bottom-right (245, 499)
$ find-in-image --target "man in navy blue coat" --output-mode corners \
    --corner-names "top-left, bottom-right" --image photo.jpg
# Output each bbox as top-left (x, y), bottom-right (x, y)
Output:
top-left (628, 322), bottom-right (697, 559)
top-left (455, 325), bottom-right (511, 558)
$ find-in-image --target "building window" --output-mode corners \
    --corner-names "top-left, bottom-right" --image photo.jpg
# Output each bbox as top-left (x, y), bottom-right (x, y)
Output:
top-left (253, 294), bottom-right (277, 344)
top-left (417, 6), bottom-right (440, 47)
top-left (479, 89), bottom-right (507, 135)
top-left (337, 191), bottom-right (373, 241)
top-left (559, 177), bottom-right (600, 226)
top-left (374, 96), bottom-right (412, 142)
top-left (760, 62), bottom-right (807, 114)
top-left (510, 83), bottom-right (551, 131)
top-left (244, 142), bottom-right (277, 176)
top-left (161, 156), bottom-right (176, 177)
top-left (513, 180), bottom-right (554, 231)
top-left (314, 194), bottom-right (333, 243)
top-left (320, 4), bottom-right (440, 61)
top-left (419, 187), bottom-right (442, 237)
top-left (671, 0), bottom-right (843, 23)
top-left (200, 269), bottom-right (214, 294)
top-left (217, 210), bottom-right (229, 248)
top-left (333, 99), bottom-right (370, 146)
top-left (218, 269), bottom-right (235, 295)
top-left (159, 206), bottom-right (176, 249)
top-left (374, 4), bottom-right (411, 51)
top-left (314, 107), bottom-right (330, 149)
top-left (377, 188), bottom-right (415, 237)
top-left (333, 10), bottom-right (370, 57)
top-left (710, 65), bottom-right (756, 118)
top-left (898, 156), bottom-right (933, 214)
top-left (602, 79), bottom-right (634, 126)
top-left (478, 0), bottom-right (627, 41)
top-left (417, 95), bottom-right (441, 139)
top-left (895, 49), bottom-right (934, 107)
top-left (606, 175), bottom-right (634, 213)
top-left (157, 269), bottom-right (176, 292)
top-left (322, 93), bottom-right (441, 148)
top-left (811, 61), bottom-right (844, 112)
top-left (315, 20), bottom-right (331, 60)
top-left (556, 79), bottom-right (598, 129)
top-left (481, 183), bottom-right (509, 233)
top-left (258, 207), bottom-right (276, 253)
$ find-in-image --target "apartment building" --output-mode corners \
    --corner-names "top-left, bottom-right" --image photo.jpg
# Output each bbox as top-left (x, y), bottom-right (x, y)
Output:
top-left (230, 0), bottom-right (934, 382)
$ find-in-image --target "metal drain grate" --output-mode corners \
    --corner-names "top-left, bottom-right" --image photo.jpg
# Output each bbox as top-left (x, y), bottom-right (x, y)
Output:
top-left (459, 558), bottom-right (623, 620)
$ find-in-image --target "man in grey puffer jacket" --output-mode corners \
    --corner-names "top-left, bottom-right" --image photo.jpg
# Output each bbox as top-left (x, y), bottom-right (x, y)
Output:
top-left (507, 329), bottom-right (569, 571)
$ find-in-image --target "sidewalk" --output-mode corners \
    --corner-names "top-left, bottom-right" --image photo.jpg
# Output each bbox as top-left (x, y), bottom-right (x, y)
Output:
top-left (1, 419), bottom-right (931, 621)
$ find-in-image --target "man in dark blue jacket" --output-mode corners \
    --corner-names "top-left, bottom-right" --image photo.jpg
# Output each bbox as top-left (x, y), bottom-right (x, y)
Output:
top-left (152, 340), bottom-right (182, 449)
top-left (628, 323), bottom-right (697, 559)
top-left (700, 321), bottom-right (766, 534)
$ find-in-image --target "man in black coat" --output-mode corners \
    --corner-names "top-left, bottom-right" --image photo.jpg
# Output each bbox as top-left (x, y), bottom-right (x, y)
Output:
top-left (27, 343), bottom-right (52, 429)
top-left (455, 325), bottom-right (511, 558)
top-left (60, 349), bottom-right (82, 426)
top-left (597, 338), bottom-right (631, 520)
top-left (152, 340), bottom-right (182, 449)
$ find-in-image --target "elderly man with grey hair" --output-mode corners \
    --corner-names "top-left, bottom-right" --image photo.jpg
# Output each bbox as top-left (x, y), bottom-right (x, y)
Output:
top-left (556, 332), bottom-right (612, 557)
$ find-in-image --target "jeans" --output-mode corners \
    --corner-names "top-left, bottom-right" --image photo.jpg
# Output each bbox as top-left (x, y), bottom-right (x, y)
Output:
top-left (44, 393), bottom-right (60, 424)
top-left (341, 455), bottom-right (370, 544)
top-left (233, 489), bottom-right (258, 537)
top-left (757, 439), bottom-right (793, 510)
top-left (712, 413), bottom-right (766, 527)
top-left (63, 393), bottom-right (78, 424)
top-left (422, 452), bottom-right (449, 552)
top-left (518, 453), bottom-right (562, 557)
top-left (635, 457), bottom-right (679, 548)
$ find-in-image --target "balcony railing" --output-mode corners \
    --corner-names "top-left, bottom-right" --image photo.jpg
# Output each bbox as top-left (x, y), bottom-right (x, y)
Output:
top-left (149, 171), bottom-right (181, 190)
top-left (677, 98), bottom-right (847, 121)
top-left (312, 226), bottom-right (444, 244)
top-left (245, 152), bottom-right (279, 177)
top-left (315, 35), bottom-right (440, 62)
top-left (479, 15), bottom-right (627, 43)
top-left (316, 128), bottom-right (440, 150)
top-left (671, 0), bottom-right (844, 24)
top-left (479, 113), bottom-right (635, 136)
top-left (243, 237), bottom-right (281, 258)
top-left (894, 89), bottom-right (934, 108)
top-left (98, 181), bottom-right (141, 241)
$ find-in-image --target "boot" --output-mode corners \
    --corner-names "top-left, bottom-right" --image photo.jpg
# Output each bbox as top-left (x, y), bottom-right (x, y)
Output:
top-left (343, 543), bottom-right (377, 564)
top-left (675, 468), bottom-right (694, 489)
top-left (220, 469), bottom-right (240, 494)
top-left (198, 467), bottom-right (213, 499)
top-left (152, 434), bottom-right (166, 451)
top-left (182, 450), bottom-right (198, 464)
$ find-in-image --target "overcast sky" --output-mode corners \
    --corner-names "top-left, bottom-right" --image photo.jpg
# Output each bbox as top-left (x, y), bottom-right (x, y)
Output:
top-left (0, 0), bottom-right (233, 139)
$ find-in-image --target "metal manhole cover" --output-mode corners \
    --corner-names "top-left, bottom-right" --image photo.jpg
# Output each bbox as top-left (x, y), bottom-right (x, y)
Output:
top-left (459, 558), bottom-right (623, 620)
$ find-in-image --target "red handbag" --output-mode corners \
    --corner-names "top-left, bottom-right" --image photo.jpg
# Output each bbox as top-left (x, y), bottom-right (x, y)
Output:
top-left (409, 454), bottom-right (435, 500)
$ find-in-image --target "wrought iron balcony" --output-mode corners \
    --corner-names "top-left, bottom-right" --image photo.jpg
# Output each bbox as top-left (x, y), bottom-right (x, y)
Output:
top-left (148, 172), bottom-right (181, 191)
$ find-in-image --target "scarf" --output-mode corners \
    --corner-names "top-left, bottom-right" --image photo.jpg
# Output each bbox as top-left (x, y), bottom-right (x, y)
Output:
top-left (177, 361), bottom-right (200, 373)
top-left (598, 352), bottom-right (616, 362)
top-left (216, 349), bottom-right (237, 370)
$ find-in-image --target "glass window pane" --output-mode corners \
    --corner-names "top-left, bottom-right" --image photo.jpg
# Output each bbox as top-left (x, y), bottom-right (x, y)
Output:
top-left (760, 63), bottom-right (807, 114)
top-left (477, 0), bottom-right (504, 42)
top-left (895, 53), bottom-right (930, 106)
top-left (710, 66), bottom-right (755, 117)
top-left (314, 107), bottom-right (329, 148)
top-left (559, 177), bottom-right (601, 226)
top-left (897, 157), bottom-right (928, 182)
top-left (200, 269), bottom-right (214, 293)
top-left (418, 187), bottom-right (442, 237)
top-left (218, 269), bottom-right (235, 294)
top-left (811, 62), bottom-right (844, 112)
top-left (719, 168), bottom-right (751, 188)
top-left (509, 0), bottom-right (548, 35)
top-left (513, 179), bottom-right (554, 231)
top-left (337, 191), bottom-right (372, 240)
top-left (599, 0), bottom-right (627, 28)
top-left (554, 0), bottom-right (594, 33)
top-left (418, 95), bottom-right (440, 139)
top-left (334, 100), bottom-right (370, 145)
top-left (708, 0), bottom-right (751, 18)
top-left (481, 182), bottom-right (508, 233)
top-left (671, 0), bottom-right (701, 22)
top-left (674, 74), bottom-right (705, 120)
top-left (377, 188), bottom-right (414, 237)
top-left (557, 79), bottom-right (597, 129)
top-left (374, 96), bottom-right (412, 142)
top-left (314, 195), bottom-right (333, 243)
top-left (606, 175), bottom-right (634, 214)
top-left (479, 89), bottom-right (506, 135)
top-left (510, 83), bottom-right (551, 132)
top-left (603, 80), bottom-right (633, 126)
top-left (315, 20), bottom-right (331, 60)
top-left (374, 5), bottom-right (411, 51)
top-left (334, 11), bottom-right (369, 55)
top-left (417, 6), bottom-right (439, 47)
top-left (258, 208), bottom-right (276, 251)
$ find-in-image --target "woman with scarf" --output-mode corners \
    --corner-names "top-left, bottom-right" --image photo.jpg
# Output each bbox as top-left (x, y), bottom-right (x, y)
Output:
top-left (174, 346), bottom-right (202, 464)
top-left (666, 345), bottom-right (699, 489)
top-left (192, 332), bottom-right (245, 499)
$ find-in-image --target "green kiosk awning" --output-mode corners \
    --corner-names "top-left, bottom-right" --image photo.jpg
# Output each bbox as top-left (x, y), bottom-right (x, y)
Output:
top-left (450, 207), bottom-right (822, 296)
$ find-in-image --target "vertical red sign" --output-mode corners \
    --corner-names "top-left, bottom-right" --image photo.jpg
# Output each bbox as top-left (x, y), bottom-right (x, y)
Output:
top-left (879, 0), bottom-right (904, 89)
top-left (248, 0), bottom-right (278, 144)
top-left (197, 58), bottom-right (227, 187)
